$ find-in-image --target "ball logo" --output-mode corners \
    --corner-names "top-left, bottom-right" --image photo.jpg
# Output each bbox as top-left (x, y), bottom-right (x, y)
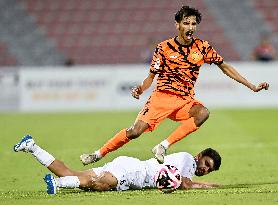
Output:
top-left (191, 51), bottom-right (201, 61)
top-left (155, 165), bottom-right (182, 193)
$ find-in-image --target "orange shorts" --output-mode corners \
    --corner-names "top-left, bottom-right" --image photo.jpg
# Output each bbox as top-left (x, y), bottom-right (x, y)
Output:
top-left (136, 90), bottom-right (203, 132)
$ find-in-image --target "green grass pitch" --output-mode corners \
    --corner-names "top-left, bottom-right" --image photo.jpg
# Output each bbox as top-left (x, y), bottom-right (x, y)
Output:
top-left (1, 109), bottom-right (278, 205)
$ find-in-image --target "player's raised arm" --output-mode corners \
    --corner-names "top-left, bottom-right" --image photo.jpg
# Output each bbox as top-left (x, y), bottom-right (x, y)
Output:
top-left (131, 72), bottom-right (156, 99)
top-left (217, 62), bottom-right (269, 92)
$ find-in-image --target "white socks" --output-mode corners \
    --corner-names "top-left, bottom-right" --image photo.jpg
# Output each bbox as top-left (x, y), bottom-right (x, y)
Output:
top-left (160, 140), bottom-right (170, 149)
top-left (29, 144), bottom-right (81, 189)
top-left (95, 150), bottom-right (102, 158)
top-left (56, 176), bottom-right (80, 188)
top-left (30, 144), bottom-right (55, 167)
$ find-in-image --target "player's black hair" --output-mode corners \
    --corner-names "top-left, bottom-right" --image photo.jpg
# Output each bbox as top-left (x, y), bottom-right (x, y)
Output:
top-left (201, 148), bottom-right (221, 171)
top-left (175, 6), bottom-right (202, 24)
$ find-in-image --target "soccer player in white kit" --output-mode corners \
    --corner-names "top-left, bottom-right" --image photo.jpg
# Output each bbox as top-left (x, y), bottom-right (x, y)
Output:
top-left (14, 135), bottom-right (221, 194)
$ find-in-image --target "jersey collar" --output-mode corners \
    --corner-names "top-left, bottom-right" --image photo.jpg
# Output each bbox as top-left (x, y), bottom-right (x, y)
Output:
top-left (174, 36), bottom-right (195, 48)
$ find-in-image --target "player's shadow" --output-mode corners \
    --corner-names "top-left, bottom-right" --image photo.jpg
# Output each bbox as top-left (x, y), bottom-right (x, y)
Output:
top-left (220, 181), bottom-right (278, 189)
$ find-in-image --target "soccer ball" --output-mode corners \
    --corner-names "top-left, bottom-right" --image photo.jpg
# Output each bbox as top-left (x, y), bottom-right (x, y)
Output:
top-left (155, 164), bottom-right (182, 193)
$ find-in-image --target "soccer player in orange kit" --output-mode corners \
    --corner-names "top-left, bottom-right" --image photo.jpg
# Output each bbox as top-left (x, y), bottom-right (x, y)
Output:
top-left (80, 6), bottom-right (269, 165)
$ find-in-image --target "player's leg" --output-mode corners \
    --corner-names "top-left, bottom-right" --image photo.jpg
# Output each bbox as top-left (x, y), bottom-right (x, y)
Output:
top-left (13, 137), bottom-right (97, 177)
top-left (14, 135), bottom-right (83, 176)
top-left (152, 102), bottom-right (209, 163)
top-left (90, 156), bottom-right (146, 191)
top-left (100, 120), bottom-right (149, 154)
top-left (14, 135), bottom-right (117, 194)
top-left (79, 92), bottom-right (162, 165)
top-left (165, 104), bottom-right (209, 145)
top-left (78, 156), bottom-right (144, 192)
top-left (14, 135), bottom-right (55, 168)
top-left (189, 104), bottom-right (210, 126)
top-left (44, 160), bottom-right (119, 194)
top-left (80, 120), bottom-right (149, 165)
top-left (14, 135), bottom-right (89, 194)
top-left (80, 91), bottom-right (177, 165)
top-left (80, 171), bottom-right (118, 191)
top-left (47, 160), bottom-right (91, 177)
top-left (44, 170), bottom-right (117, 194)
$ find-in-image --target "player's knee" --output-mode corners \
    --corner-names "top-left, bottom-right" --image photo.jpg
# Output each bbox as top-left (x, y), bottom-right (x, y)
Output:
top-left (126, 127), bottom-right (143, 139)
top-left (80, 176), bottom-right (108, 191)
top-left (90, 179), bottom-right (111, 191)
top-left (195, 107), bottom-right (210, 126)
top-left (86, 172), bottom-right (117, 191)
top-left (79, 176), bottom-right (94, 190)
top-left (192, 106), bottom-right (209, 127)
top-left (126, 121), bottom-right (148, 139)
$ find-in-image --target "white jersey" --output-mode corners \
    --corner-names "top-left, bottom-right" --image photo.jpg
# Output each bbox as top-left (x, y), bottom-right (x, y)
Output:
top-left (145, 152), bottom-right (197, 185)
top-left (92, 152), bottom-right (196, 191)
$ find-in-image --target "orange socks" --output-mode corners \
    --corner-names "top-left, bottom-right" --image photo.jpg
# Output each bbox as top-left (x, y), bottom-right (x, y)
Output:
top-left (166, 117), bottom-right (198, 146)
top-left (99, 118), bottom-right (197, 157)
top-left (99, 129), bottom-right (130, 157)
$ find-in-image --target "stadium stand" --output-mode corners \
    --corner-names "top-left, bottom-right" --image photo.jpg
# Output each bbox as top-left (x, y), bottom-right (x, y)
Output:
top-left (252, 0), bottom-right (278, 45)
top-left (253, 0), bottom-right (278, 33)
top-left (251, 0), bottom-right (278, 57)
top-left (0, 42), bottom-right (17, 66)
top-left (1, 0), bottom-right (277, 66)
top-left (19, 0), bottom-right (239, 64)
top-left (204, 0), bottom-right (275, 61)
top-left (0, 0), bottom-right (65, 66)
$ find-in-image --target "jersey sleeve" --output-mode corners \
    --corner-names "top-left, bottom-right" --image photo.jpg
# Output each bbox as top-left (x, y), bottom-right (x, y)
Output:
top-left (180, 161), bottom-right (195, 180)
top-left (203, 41), bottom-right (224, 65)
top-left (149, 44), bottom-right (164, 74)
top-left (173, 153), bottom-right (196, 180)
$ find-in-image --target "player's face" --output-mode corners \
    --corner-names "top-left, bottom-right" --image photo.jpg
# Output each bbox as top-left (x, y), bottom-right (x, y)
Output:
top-left (176, 16), bottom-right (197, 43)
top-left (195, 156), bottom-right (215, 176)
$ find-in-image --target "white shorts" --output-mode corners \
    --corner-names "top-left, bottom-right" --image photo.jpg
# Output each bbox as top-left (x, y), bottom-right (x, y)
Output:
top-left (92, 156), bottom-right (147, 191)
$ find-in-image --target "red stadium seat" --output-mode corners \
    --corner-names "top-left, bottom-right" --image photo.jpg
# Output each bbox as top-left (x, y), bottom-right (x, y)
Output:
top-left (253, 0), bottom-right (278, 35)
top-left (20, 0), bottom-right (240, 64)
top-left (0, 42), bottom-right (17, 66)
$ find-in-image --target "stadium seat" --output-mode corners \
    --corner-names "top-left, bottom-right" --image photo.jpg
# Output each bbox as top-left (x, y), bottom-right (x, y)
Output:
top-left (253, 0), bottom-right (278, 35)
top-left (0, 42), bottom-right (17, 66)
top-left (18, 0), bottom-right (240, 64)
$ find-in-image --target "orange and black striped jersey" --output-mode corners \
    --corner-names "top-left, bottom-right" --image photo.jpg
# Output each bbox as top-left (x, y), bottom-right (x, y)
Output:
top-left (150, 37), bottom-right (223, 98)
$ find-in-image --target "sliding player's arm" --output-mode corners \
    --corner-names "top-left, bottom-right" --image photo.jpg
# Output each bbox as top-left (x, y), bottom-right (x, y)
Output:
top-left (217, 62), bottom-right (269, 92)
top-left (131, 72), bottom-right (156, 99)
top-left (180, 177), bottom-right (220, 189)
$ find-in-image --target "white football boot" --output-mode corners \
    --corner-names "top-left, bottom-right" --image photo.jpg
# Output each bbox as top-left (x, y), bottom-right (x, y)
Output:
top-left (152, 144), bottom-right (167, 164)
top-left (80, 152), bottom-right (100, 165)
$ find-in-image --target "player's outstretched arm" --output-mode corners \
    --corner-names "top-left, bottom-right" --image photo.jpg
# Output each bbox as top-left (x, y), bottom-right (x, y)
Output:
top-left (131, 72), bottom-right (156, 99)
top-left (180, 177), bottom-right (220, 189)
top-left (217, 62), bottom-right (269, 92)
top-left (190, 181), bottom-right (220, 189)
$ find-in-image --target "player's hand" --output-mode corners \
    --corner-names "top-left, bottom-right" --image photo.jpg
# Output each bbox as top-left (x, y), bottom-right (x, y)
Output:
top-left (200, 182), bottom-right (220, 188)
top-left (252, 82), bottom-right (269, 92)
top-left (208, 183), bottom-right (221, 188)
top-left (131, 86), bottom-right (143, 99)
